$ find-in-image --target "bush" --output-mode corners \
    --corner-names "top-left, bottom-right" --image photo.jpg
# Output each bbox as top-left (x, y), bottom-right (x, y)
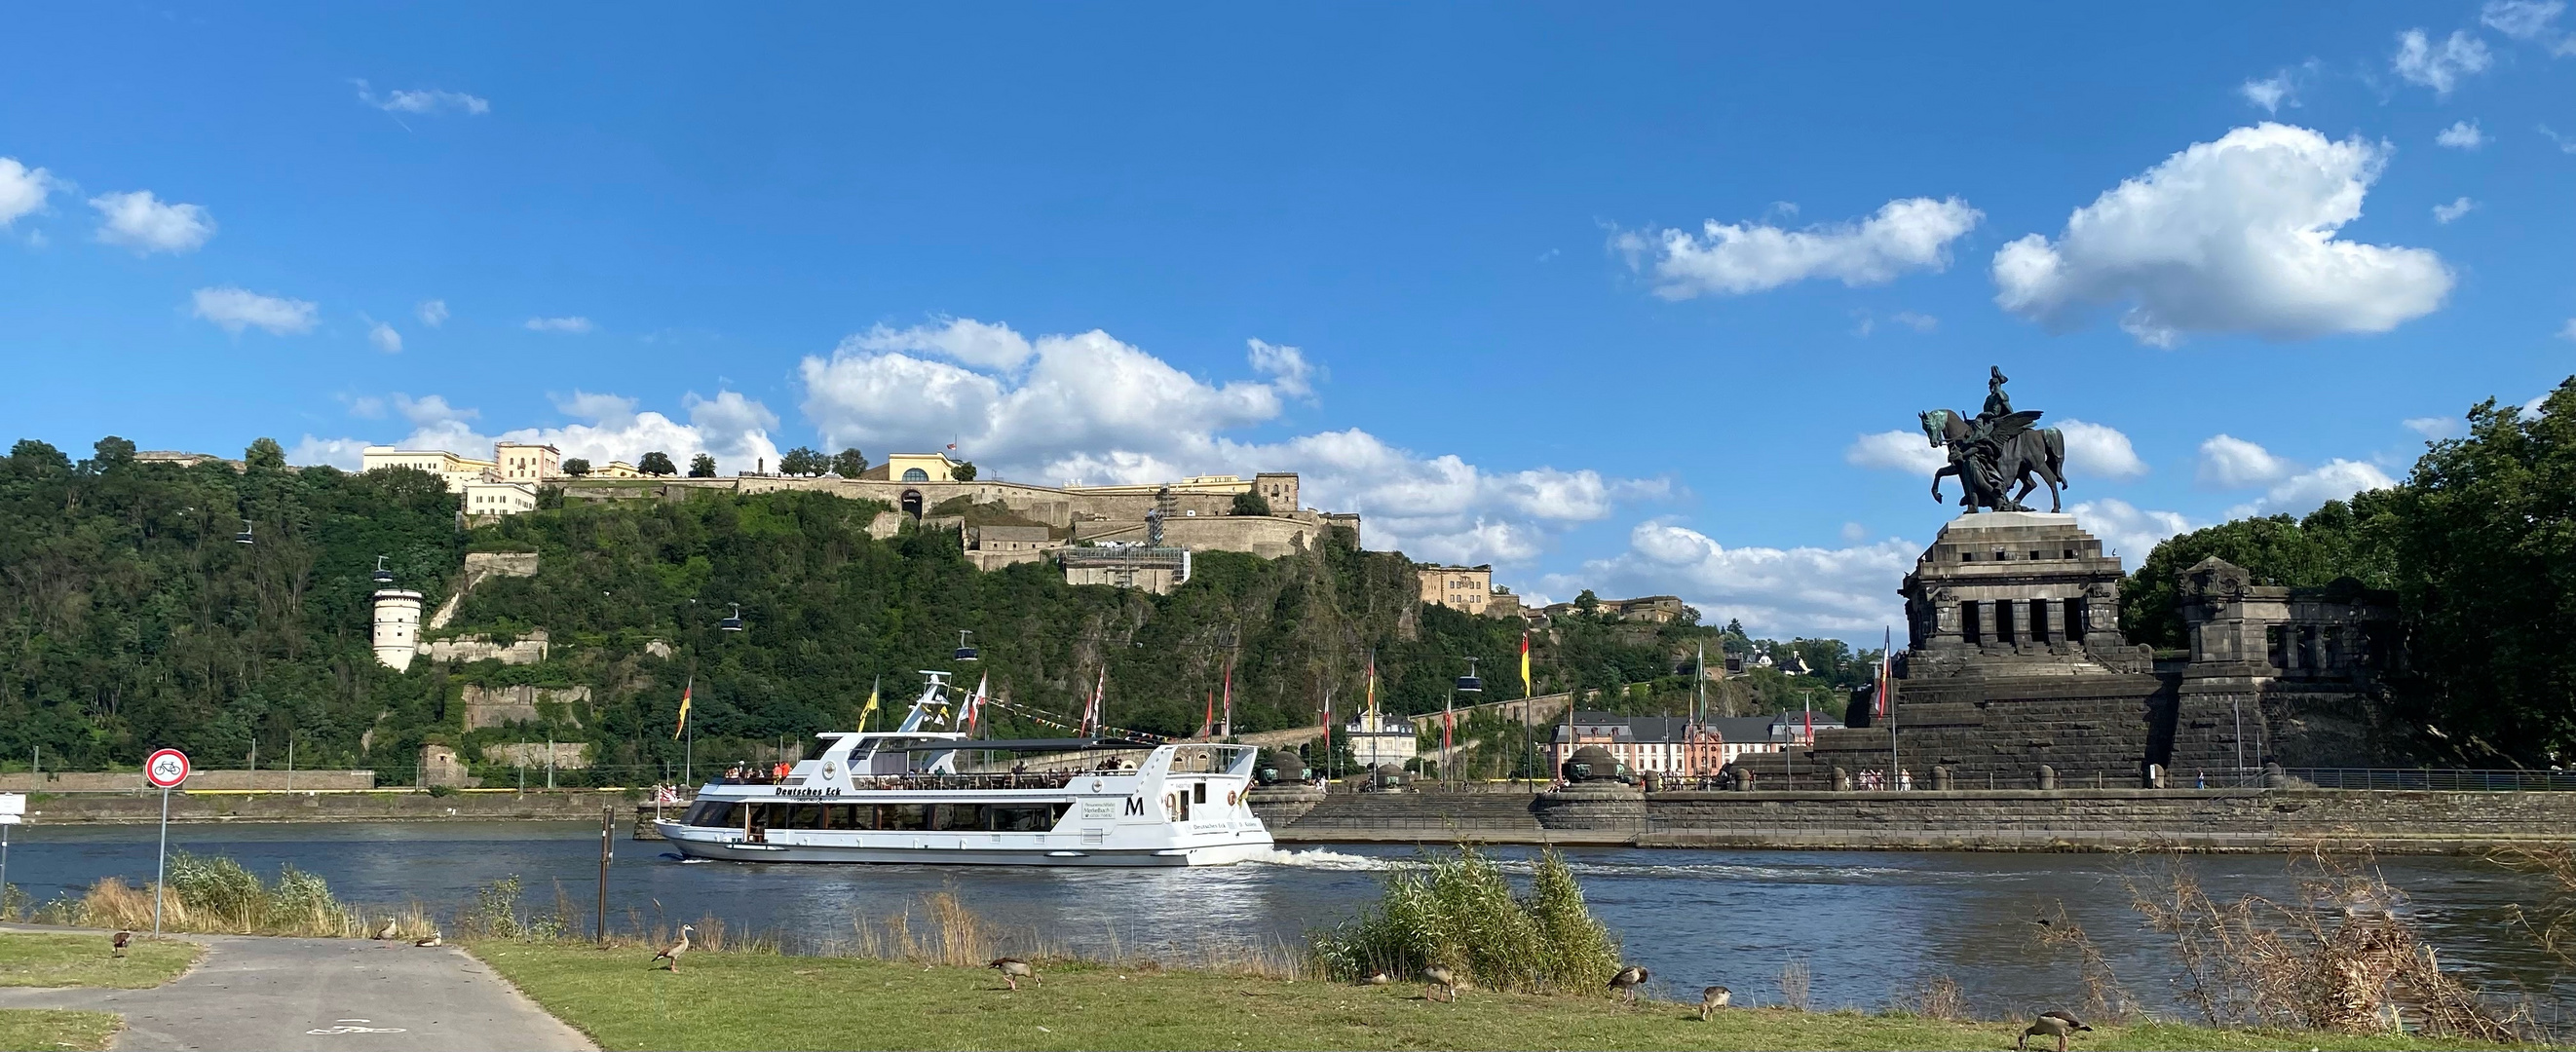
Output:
top-left (1310, 846), bottom-right (1619, 994)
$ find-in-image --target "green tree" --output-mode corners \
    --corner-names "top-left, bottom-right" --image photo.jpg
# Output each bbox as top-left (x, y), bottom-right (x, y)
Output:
top-left (777, 447), bottom-right (824, 476)
top-left (951, 461), bottom-right (978, 481)
top-left (561, 458), bottom-right (591, 477)
top-left (245, 437), bottom-right (286, 472)
top-left (1574, 589), bottom-right (1600, 617)
top-left (687, 453), bottom-right (718, 478)
top-left (2120, 506), bottom-right (2386, 650)
top-left (88, 435), bottom-right (136, 472)
top-left (1231, 490), bottom-right (1271, 516)
top-left (637, 452), bottom-right (677, 476)
top-left (831, 448), bottom-right (868, 478)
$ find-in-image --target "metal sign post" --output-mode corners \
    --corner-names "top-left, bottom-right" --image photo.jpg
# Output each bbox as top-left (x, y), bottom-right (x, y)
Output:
top-left (0, 792), bottom-right (23, 911)
top-left (144, 749), bottom-right (189, 937)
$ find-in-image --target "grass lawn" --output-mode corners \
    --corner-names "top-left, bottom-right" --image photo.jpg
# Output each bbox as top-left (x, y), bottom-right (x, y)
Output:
top-left (0, 931), bottom-right (202, 989)
top-left (470, 942), bottom-right (2513, 1052)
top-left (0, 1009), bottom-right (122, 1051)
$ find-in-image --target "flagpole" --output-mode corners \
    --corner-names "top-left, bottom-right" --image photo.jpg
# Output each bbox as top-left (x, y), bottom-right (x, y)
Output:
top-left (1883, 627), bottom-right (1899, 790)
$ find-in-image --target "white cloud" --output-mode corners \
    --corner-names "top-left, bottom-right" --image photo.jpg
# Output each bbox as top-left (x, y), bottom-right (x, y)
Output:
top-left (2545, 126), bottom-right (2576, 153)
top-left (798, 319), bottom-right (1659, 566)
top-left (2072, 499), bottom-right (2201, 564)
top-left (2241, 73), bottom-right (2294, 113)
top-left (2197, 433), bottom-right (2296, 488)
top-left (2227, 460), bottom-right (2398, 518)
top-left (2404, 416), bottom-right (2466, 439)
top-left (0, 158), bottom-right (58, 226)
top-left (525, 316), bottom-right (594, 334)
top-left (2393, 29), bottom-right (2494, 95)
top-left (1565, 520), bottom-right (1919, 637)
top-left (1991, 124), bottom-right (2451, 346)
top-left (2433, 197), bottom-right (2477, 223)
top-left (1612, 197), bottom-right (1982, 298)
top-left (306, 390), bottom-right (782, 475)
top-left (845, 318), bottom-right (1036, 371)
top-left (2057, 419), bottom-right (2147, 480)
top-left (88, 190), bottom-right (213, 254)
top-left (2482, 0), bottom-right (2576, 52)
top-left (286, 435), bottom-right (373, 470)
top-left (192, 286), bottom-right (318, 335)
top-left (1891, 311), bottom-right (1938, 333)
top-left (2561, 319), bottom-right (2576, 341)
top-left (416, 299), bottom-right (448, 327)
top-left (355, 80), bottom-right (490, 115)
top-left (368, 321), bottom-right (401, 354)
top-left (2437, 120), bottom-right (2487, 149)
top-left (1845, 429), bottom-right (1948, 473)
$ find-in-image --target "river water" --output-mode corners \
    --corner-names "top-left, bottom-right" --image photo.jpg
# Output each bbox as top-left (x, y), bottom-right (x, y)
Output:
top-left (4, 822), bottom-right (2565, 1018)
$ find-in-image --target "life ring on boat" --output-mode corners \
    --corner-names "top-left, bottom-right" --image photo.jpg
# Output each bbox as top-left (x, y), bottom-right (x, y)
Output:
top-left (1090, 778), bottom-right (1103, 792)
top-left (1227, 791), bottom-right (1238, 807)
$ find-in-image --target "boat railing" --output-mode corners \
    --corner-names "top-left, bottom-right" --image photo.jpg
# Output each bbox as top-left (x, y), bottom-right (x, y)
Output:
top-left (850, 772), bottom-right (1083, 791)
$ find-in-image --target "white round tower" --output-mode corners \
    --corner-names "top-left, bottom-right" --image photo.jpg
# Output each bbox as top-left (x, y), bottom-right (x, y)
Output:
top-left (371, 588), bottom-right (424, 671)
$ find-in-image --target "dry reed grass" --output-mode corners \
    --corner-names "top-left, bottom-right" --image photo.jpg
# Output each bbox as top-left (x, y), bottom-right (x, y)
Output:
top-left (1777, 958), bottom-right (1811, 1011)
top-left (2125, 851), bottom-right (2523, 1042)
top-left (2033, 901), bottom-right (2141, 1024)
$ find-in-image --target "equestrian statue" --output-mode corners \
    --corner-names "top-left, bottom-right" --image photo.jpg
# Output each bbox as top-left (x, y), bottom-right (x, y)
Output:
top-left (1921, 366), bottom-right (2068, 513)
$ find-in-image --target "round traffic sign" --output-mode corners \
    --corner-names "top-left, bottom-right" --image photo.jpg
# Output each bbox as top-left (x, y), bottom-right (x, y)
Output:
top-left (144, 749), bottom-right (189, 789)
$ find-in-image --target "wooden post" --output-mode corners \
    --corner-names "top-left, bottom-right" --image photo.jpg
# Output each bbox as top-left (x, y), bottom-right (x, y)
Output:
top-left (597, 806), bottom-right (613, 945)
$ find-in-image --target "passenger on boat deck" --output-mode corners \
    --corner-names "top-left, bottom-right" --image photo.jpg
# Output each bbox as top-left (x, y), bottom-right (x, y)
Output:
top-left (726, 763), bottom-right (742, 781)
top-left (1012, 763), bottom-right (1027, 774)
top-left (774, 761), bottom-right (791, 779)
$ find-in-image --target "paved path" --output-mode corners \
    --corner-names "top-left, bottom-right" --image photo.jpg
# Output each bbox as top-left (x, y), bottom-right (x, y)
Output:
top-left (0, 926), bottom-right (593, 1052)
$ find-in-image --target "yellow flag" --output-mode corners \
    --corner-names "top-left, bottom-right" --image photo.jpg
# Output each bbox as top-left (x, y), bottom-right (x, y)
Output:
top-left (673, 683), bottom-right (692, 739)
top-left (857, 679), bottom-right (880, 731)
top-left (1520, 631), bottom-right (1533, 696)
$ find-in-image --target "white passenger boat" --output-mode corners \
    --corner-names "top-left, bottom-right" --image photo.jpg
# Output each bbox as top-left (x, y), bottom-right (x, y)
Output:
top-left (657, 673), bottom-right (1274, 867)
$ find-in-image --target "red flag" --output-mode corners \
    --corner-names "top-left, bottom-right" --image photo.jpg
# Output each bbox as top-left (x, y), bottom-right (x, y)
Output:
top-left (1221, 656), bottom-right (1234, 738)
top-left (1875, 627), bottom-right (1893, 719)
top-left (1199, 691), bottom-right (1214, 739)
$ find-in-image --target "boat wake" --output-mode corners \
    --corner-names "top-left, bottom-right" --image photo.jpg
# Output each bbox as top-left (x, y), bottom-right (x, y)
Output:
top-left (1248, 847), bottom-right (1395, 872)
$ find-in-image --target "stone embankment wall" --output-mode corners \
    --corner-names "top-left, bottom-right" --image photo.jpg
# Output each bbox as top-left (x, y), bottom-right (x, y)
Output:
top-left (19, 790), bottom-right (628, 825)
top-left (1262, 784), bottom-right (2576, 852)
top-left (0, 770), bottom-right (377, 793)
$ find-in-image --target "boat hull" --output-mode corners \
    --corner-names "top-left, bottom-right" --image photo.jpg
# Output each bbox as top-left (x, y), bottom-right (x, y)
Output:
top-left (655, 821), bottom-right (1274, 867)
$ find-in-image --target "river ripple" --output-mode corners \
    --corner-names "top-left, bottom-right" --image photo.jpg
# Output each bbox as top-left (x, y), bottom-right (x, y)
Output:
top-left (4, 822), bottom-right (2564, 1017)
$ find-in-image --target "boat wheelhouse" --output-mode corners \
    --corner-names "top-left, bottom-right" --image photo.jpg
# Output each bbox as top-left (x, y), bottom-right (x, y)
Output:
top-left (657, 672), bottom-right (1274, 867)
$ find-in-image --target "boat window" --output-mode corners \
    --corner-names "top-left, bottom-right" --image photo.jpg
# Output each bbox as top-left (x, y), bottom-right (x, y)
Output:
top-left (989, 805), bottom-right (1065, 832)
top-left (1193, 781), bottom-right (1207, 805)
top-left (882, 804), bottom-right (928, 831)
top-left (1174, 791), bottom-right (1190, 823)
top-left (932, 804), bottom-right (985, 831)
top-left (685, 801), bottom-right (744, 829)
top-left (777, 804), bottom-right (827, 830)
top-left (805, 737), bottom-right (839, 761)
top-left (824, 804), bottom-right (864, 830)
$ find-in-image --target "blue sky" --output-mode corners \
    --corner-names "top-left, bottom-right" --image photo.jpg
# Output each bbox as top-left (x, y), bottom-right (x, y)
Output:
top-left (4, 3), bottom-right (2573, 639)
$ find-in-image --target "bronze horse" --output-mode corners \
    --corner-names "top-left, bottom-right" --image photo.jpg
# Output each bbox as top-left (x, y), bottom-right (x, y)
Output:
top-left (1919, 408), bottom-right (2067, 512)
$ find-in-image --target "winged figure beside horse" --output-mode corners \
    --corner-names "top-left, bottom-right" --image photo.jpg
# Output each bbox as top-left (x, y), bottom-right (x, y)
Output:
top-left (1921, 367), bottom-right (2068, 513)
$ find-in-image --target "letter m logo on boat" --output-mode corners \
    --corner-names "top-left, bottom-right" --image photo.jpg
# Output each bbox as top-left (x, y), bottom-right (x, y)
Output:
top-left (1124, 796), bottom-right (1145, 816)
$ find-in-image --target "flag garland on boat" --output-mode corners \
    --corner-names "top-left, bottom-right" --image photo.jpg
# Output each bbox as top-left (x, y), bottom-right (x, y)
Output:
top-left (978, 695), bottom-right (1166, 743)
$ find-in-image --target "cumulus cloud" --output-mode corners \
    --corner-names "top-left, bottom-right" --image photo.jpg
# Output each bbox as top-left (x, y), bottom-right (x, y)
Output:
top-left (192, 286), bottom-right (318, 335)
top-left (1991, 124), bottom-right (2451, 346)
top-left (2392, 29), bottom-right (2494, 95)
top-left (1612, 197), bottom-right (1982, 298)
top-left (1845, 429), bottom-right (1947, 473)
top-left (0, 158), bottom-right (58, 226)
top-left (355, 80), bottom-right (491, 115)
top-left (2071, 499), bottom-right (2201, 564)
top-left (295, 390), bottom-right (783, 475)
top-left (88, 190), bottom-right (213, 254)
top-left (285, 436), bottom-right (375, 470)
top-left (1845, 419), bottom-right (2143, 480)
top-left (2404, 416), bottom-right (2467, 439)
top-left (2433, 197), bottom-right (2477, 223)
top-left (1563, 520), bottom-right (1919, 637)
top-left (2227, 460), bottom-right (2398, 518)
top-left (525, 316), bottom-right (593, 334)
top-left (368, 320), bottom-right (401, 354)
top-left (417, 299), bottom-right (448, 327)
top-left (798, 318), bottom-right (1660, 566)
top-left (2197, 433), bottom-right (2296, 488)
top-left (844, 317), bottom-right (1036, 371)
top-left (2437, 120), bottom-right (2488, 149)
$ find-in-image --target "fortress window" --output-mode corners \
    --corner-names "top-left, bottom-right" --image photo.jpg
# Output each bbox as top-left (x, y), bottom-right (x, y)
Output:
top-left (902, 468), bottom-right (929, 481)
top-left (1996, 600), bottom-right (2018, 644)
top-left (2063, 548), bottom-right (2076, 559)
top-left (1993, 550), bottom-right (2008, 561)
top-left (2028, 550), bottom-right (2041, 560)
top-left (1960, 600), bottom-right (1983, 643)
top-left (2265, 625), bottom-right (2287, 667)
top-left (2065, 598), bottom-right (2086, 640)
